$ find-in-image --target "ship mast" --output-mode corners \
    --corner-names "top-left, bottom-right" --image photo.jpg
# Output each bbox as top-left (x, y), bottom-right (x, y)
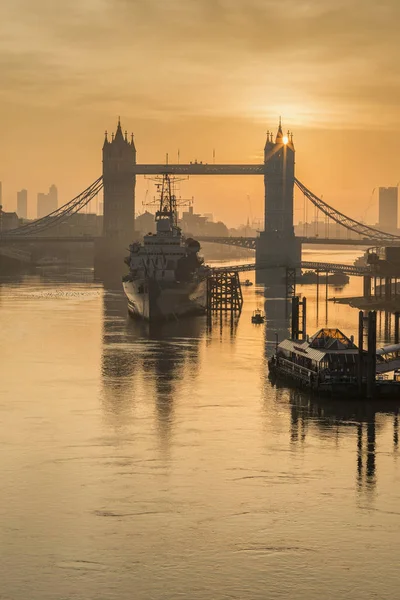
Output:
top-left (143, 173), bottom-right (192, 230)
top-left (155, 174), bottom-right (178, 228)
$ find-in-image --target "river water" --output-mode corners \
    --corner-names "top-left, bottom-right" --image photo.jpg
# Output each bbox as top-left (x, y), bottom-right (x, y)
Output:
top-left (1, 248), bottom-right (400, 600)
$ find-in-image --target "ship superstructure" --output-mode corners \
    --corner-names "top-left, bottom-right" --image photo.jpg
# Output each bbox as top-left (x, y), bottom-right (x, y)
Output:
top-left (123, 174), bottom-right (209, 320)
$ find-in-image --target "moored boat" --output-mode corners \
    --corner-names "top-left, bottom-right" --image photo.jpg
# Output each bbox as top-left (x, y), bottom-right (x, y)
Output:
top-left (122, 174), bottom-right (209, 321)
top-left (268, 328), bottom-right (361, 396)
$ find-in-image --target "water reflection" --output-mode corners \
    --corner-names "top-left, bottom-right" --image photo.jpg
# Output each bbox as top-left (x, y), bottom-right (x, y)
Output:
top-left (263, 283), bottom-right (290, 359)
top-left (287, 388), bottom-right (400, 498)
top-left (262, 281), bottom-right (400, 501)
top-left (101, 285), bottom-right (206, 447)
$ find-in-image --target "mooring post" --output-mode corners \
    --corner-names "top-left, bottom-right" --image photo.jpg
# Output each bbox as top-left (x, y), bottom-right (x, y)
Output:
top-left (291, 296), bottom-right (299, 340)
top-left (367, 311), bottom-right (377, 400)
top-left (358, 311), bottom-right (364, 395)
top-left (395, 311), bottom-right (400, 344)
top-left (301, 297), bottom-right (307, 340)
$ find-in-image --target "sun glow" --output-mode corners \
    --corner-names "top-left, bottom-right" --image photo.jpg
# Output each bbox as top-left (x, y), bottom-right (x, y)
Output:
top-left (283, 135), bottom-right (289, 144)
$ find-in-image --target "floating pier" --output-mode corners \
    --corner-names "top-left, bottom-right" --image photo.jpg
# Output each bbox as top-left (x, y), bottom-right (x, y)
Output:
top-left (270, 296), bottom-right (400, 400)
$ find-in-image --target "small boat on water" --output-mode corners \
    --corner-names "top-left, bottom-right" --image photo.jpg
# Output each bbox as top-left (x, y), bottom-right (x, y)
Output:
top-left (251, 308), bottom-right (265, 324)
top-left (243, 279), bottom-right (253, 287)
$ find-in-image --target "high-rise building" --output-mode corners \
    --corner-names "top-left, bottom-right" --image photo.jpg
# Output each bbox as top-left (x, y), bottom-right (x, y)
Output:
top-left (48, 184), bottom-right (58, 211)
top-left (17, 189), bottom-right (28, 219)
top-left (37, 192), bottom-right (47, 219)
top-left (379, 187), bottom-right (398, 232)
top-left (37, 184), bottom-right (58, 218)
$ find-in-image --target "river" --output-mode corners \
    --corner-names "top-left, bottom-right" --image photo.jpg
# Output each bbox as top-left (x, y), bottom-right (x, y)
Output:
top-left (1, 248), bottom-right (400, 600)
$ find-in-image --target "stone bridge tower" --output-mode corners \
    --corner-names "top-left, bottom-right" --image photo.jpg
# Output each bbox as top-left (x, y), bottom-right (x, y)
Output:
top-left (95, 119), bottom-right (136, 274)
top-left (102, 118), bottom-right (136, 244)
top-left (256, 120), bottom-right (301, 275)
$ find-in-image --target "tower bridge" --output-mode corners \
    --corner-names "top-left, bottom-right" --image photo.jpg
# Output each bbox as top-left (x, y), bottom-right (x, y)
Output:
top-left (1, 118), bottom-right (400, 274)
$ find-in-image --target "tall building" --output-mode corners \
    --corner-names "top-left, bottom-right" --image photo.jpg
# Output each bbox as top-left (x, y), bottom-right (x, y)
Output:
top-left (379, 187), bottom-right (398, 232)
top-left (17, 189), bottom-right (28, 219)
top-left (48, 184), bottom-right (58, 210)
top-left (37, 184), bottom-right (58, 218)
top-left (102, 118), bottom-right (136, 242)
top-left (0, 181), bottom-right (2, 208)
top-left (37, 193), bottom-right (47, 219)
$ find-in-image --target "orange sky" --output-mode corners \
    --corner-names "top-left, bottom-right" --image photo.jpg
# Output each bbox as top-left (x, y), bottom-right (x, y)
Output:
top-left (1, 0), bottom-right (400, 226)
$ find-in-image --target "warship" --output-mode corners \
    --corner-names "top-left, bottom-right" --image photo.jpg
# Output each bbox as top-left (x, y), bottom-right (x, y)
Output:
top-left (123, 175), bottom-right (209, 320)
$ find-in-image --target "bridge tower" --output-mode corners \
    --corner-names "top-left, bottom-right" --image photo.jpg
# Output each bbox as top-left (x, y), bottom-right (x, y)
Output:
top-left (256, 120), bottom-right (301, 276)
top-left (102, 118), bottom-right (136, 243)
top-left (95, 119), bottom-right (137, 275)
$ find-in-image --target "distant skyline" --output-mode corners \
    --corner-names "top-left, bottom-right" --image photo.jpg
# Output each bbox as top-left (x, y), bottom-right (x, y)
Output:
top-left (1, 0), bottom-right (400, 225)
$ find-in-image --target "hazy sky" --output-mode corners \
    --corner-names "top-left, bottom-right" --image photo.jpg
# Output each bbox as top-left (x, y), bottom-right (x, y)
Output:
top-left (1, 0), bottom-right (399, 224)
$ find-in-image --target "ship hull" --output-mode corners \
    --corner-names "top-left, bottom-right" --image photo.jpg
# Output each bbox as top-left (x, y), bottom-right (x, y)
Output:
top-left (123, 278), bottom-right (207, 321)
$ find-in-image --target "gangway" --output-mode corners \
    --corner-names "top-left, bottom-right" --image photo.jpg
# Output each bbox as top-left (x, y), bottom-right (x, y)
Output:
top-left (376, 344), bottom-right (400, 374)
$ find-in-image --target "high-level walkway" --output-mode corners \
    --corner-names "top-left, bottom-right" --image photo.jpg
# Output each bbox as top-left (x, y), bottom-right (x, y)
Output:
top-left (198, 236), bottom-right (400, 249)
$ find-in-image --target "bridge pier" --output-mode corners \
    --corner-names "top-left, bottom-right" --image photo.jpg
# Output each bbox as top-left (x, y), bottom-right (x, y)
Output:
top-left (94, 233), bottom-right (141, 278)
top-left (256, 232), bottom-right (301, 283)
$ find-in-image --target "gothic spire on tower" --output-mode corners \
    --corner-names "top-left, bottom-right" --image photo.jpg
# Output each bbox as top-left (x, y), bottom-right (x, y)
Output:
top-left (114, 116), bottom-right (124, 142)
top-left (276, 117), bottom-right (284, 142)
top-left (264, 128), bottom-right (274, 152)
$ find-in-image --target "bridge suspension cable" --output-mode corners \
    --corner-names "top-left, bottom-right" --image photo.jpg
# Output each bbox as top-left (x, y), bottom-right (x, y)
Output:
top-left (295, 178), bottom-right (400, 242)
top-left (1, 176), bottom-right (104, 238)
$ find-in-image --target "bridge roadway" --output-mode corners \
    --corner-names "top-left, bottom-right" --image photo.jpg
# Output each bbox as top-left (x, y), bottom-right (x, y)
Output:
top-left (198, 236), bottom-right (400, 248)
top-left (1, 235), bottom-right (398, 248)
top-left (0, 239), bottom-right (366, 274)
top-left (211, 261), bottom-right (370, 277)
top-left (0, 236), bottom-right (96, 244)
